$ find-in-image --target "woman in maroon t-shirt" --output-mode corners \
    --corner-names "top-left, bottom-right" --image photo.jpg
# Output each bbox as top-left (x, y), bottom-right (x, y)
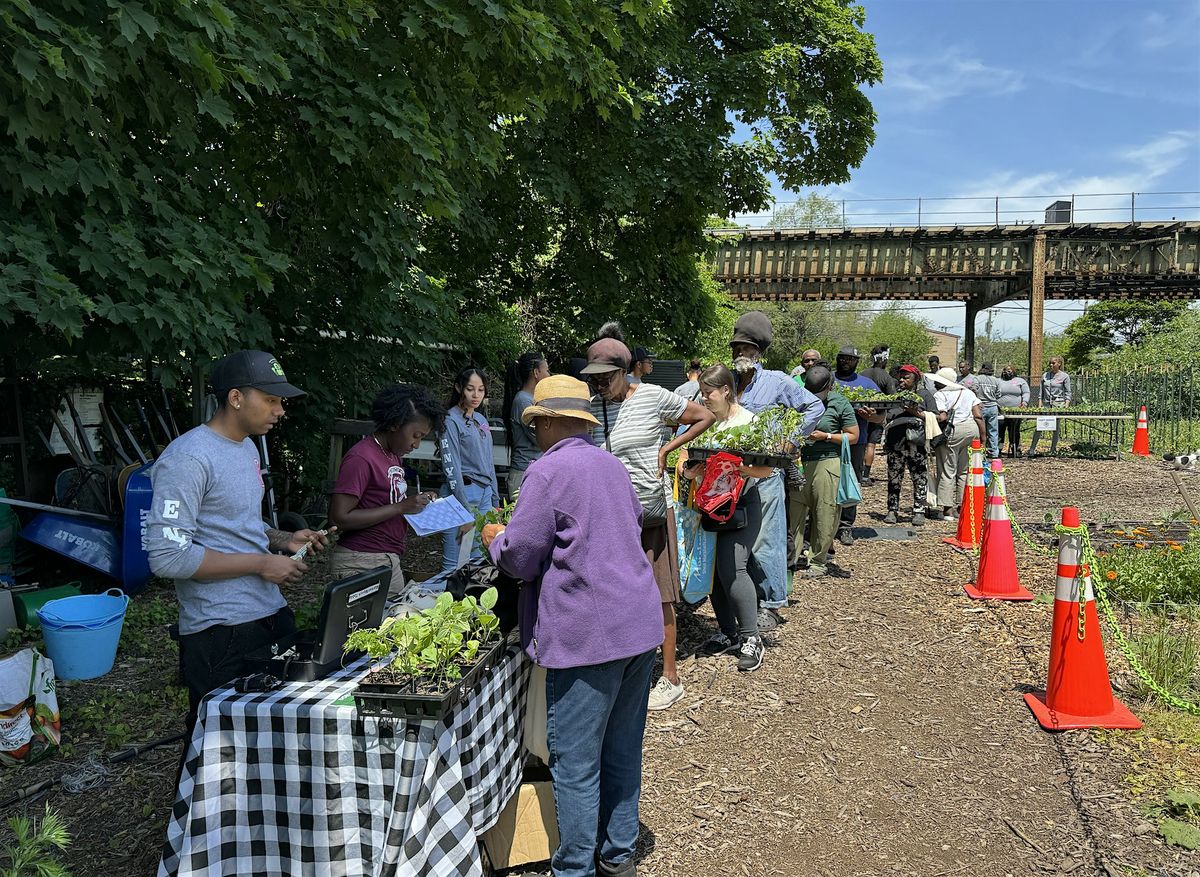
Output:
top-left (329, 385), bottom-right (445, 593)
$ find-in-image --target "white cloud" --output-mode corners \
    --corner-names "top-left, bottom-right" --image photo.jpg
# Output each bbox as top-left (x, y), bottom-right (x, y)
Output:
top-left (880, 49), bottom-right (1024, 111)
top-left (1137, 4), bottom-right (1200, 51)
top-left (954, 131), bottom-right (1200, 223)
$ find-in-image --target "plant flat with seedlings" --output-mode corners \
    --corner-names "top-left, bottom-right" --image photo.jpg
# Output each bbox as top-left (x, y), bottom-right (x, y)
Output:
top-left (348, 588), bottom-right (506, 723)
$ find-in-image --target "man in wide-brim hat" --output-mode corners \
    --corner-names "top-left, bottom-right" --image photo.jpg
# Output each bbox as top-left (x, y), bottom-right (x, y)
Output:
top-left (482, 374), bottom-right (664, 877)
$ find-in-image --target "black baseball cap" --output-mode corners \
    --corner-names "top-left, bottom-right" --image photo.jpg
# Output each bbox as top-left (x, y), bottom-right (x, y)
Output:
top-left (210, 350), bottom-right (305, 398)
top-left (837, 345), bottom-right (860, 358)
top-left (631, 346), bottom-right (655, 364)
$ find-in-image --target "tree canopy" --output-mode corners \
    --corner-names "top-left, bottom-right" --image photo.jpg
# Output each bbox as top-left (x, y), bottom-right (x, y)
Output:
top-left (768, 193), bottom-right (843, 230)
top-left (2, 0), bottom-right (881, 486)
top-left (1063, 300), bottom-right (1190, 369)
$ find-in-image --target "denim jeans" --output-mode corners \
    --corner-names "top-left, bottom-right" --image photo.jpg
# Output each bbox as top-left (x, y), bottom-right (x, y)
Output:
top-left (981, 406), bottom-right (1000, 460)
top-left (440, 482), bottom-right (495, 572)
top-left (546, 649), bottom-right (655, 877)
top-left (751, 469), bottom-right (789, 608)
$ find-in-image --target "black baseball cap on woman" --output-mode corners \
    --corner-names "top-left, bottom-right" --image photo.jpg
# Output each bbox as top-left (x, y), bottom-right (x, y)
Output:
top-left (210, 350), bottom-right (306, 398)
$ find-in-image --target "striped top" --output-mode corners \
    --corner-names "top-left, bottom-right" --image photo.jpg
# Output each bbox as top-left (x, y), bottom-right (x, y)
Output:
top-left (592, 383), bottom-right (687, 516)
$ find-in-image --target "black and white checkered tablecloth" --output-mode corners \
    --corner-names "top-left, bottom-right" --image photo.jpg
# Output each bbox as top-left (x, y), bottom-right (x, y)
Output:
top-left (158, 641), bottom-right (531, 877)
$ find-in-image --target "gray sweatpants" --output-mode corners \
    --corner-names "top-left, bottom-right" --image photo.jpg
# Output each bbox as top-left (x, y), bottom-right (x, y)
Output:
top-left (935, 421), bottom-right (980, 509)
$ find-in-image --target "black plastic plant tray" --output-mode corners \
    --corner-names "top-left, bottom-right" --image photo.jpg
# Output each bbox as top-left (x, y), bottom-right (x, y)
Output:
top-left (849, 399), bottom-right (907, 411)
top-left (354, 637), bottom-right (510, 722)
top-left (687, 446), bottom-right (796, 468)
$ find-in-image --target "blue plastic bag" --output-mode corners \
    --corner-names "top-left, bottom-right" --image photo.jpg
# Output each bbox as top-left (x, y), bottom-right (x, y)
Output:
top-left (836, 435), bottom-right (862, 508)
top-left (674, 478), bottom-right (716, 603)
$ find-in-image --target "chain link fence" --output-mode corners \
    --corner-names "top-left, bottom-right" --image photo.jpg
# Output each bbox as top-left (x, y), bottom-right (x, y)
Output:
top-left (1072, 368), bottom-right (1200, 455)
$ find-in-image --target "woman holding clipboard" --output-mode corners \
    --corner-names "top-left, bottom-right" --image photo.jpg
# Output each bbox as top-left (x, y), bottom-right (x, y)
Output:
top-left (329, 384), bottom-right (444, 594)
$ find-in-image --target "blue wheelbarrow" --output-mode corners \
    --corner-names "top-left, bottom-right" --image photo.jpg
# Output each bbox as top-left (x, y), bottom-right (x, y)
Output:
top-left (0, 463), bottom-right (153, 595)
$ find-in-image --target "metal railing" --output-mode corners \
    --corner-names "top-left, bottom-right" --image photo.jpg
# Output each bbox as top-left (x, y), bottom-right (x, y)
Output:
top-left (730, 191), bottom-right (1200, 230)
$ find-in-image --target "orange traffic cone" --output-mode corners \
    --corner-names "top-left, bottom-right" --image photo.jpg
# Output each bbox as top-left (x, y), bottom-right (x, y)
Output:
top-left (964, 460), bottom-right (1034, 601)
top-left (1130, 406), bottom-right (1151, 456)
top-left (1023, 507), bottom-right (1141, 730)
top-left (944, 441), bottom-right (985, 549)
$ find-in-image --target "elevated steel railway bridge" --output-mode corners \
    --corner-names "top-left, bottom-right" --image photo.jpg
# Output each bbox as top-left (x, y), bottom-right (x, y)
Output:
top-left (707, 221), bottom-right (1200, 387)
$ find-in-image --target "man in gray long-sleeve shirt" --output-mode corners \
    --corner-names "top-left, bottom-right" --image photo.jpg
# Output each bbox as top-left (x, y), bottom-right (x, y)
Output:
top-left (970, 362), bottom-right (1003, 460)
top-left (146, 350), bottom-right (329, 727)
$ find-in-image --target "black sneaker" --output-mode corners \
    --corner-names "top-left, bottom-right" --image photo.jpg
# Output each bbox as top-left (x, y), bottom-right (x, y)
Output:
top-left (737, 635), bottom-right (764, 672)
top-left (696, 632), bottom-right (738, 657)
top-left (911, 511), bottom-right (926, 526)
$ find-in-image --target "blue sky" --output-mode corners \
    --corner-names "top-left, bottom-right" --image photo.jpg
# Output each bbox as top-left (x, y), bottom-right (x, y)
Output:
top-left (740, 0), bottom-right (1200, 340)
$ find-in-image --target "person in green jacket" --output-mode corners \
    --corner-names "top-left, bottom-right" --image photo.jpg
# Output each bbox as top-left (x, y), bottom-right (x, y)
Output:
top-left (791, 365), bottom-right (859, 578)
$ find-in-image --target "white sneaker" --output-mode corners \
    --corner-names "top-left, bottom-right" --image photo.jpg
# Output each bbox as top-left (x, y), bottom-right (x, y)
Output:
top-left (647, 676), bottom-right (685, 711)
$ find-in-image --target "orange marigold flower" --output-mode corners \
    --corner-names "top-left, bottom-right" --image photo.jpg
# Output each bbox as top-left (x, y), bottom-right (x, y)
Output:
top-left (1171, 544), bottom-right (1183, 552)
top-left (1134, 542), bottom-right (1146, 548)
top-left (1114, 530), bottom-right (1126, 536)
top-left (1105, 570), bottom-right (1117, 580)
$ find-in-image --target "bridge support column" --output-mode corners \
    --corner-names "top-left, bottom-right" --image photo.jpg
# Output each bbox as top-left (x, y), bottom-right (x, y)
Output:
top-left (1028, 232), bottom-right (1046, 394)
top-left (963, 300), bottom-right (981, 367)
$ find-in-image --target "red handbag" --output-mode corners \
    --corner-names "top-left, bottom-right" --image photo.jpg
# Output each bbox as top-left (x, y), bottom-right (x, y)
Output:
top-left (694, 451), bottom-right (746, 523)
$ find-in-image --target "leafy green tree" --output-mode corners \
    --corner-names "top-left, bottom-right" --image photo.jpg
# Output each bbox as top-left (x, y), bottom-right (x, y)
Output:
top-left (3, 0), bottom-right (881, 492)
top-left (769, 193), bottom-right (843, 229)
top-left (1064, 300), bottom-right (1189, 369)
top-left (973, 334), bottom-right (1067, 376)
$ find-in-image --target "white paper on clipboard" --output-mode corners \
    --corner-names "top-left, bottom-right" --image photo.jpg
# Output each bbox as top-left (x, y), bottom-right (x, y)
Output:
top-left (403, 496), bottom-right (474, 536)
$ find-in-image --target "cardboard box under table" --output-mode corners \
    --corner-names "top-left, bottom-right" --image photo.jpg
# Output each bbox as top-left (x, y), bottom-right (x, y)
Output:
top-left (158, 631), bottom-right (533, 877)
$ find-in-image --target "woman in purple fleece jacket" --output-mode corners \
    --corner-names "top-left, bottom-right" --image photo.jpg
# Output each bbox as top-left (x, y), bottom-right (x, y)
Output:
top-left (483, 375), bottom-right (662, 877)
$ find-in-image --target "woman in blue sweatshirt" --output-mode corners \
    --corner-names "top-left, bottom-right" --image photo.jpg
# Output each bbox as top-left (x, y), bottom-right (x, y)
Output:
top-left (439, 367), bottom-right (498, 572)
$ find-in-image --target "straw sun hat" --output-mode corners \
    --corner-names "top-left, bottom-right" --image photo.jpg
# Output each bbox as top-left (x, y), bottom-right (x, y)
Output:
top-left (520, 375), bottom-right (600, 427)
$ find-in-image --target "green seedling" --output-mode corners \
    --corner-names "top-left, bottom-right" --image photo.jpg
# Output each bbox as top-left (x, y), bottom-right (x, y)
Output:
top-left (346, 587), bottom-right (501, 691)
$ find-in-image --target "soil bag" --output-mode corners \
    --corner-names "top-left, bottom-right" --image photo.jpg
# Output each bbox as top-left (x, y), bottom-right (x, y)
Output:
top-left (0, 648), bottom-right (61, 767)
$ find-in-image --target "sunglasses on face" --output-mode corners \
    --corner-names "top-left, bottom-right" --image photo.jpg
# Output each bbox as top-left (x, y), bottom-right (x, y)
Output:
top-left (586, 371), bottom-right (621, 388)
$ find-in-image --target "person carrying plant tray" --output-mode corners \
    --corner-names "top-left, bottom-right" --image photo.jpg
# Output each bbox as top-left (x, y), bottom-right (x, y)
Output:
top-left (328, 384), bottom-right (444, 596)
top-left (480, 375), bottom-right (663, 877)
top-left (682, 365), bottom-right (776, 672)
top-left (881, 365), bottom-right (936, 526)
top-left (727, 313), bottom-right (824, 629)
top-left (146, 351), bottom-right (331, 733)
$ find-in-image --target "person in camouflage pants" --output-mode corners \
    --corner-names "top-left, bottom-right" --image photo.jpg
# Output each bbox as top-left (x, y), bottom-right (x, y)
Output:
top-left (883, 365), bottom-right (937, 526)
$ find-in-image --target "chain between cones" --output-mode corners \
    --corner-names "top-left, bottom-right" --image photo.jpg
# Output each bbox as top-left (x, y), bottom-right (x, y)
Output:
top-left (1053, 522), bottom-right (1200, 716)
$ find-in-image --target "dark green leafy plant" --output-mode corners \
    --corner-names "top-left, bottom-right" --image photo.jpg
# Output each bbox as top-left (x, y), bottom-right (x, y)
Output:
top-left (475, 499), bottom-right (517, 540)
top-left (838, 387), bottom-right (923, 406)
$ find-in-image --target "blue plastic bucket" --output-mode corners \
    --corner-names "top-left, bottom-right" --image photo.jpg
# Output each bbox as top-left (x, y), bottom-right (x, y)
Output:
top-left (37, 589), bottom-right (129, 681)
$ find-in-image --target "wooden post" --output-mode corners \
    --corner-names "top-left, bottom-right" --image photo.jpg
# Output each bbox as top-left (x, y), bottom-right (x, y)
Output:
top-left (1028, 232), bottom-right (1046, 393)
